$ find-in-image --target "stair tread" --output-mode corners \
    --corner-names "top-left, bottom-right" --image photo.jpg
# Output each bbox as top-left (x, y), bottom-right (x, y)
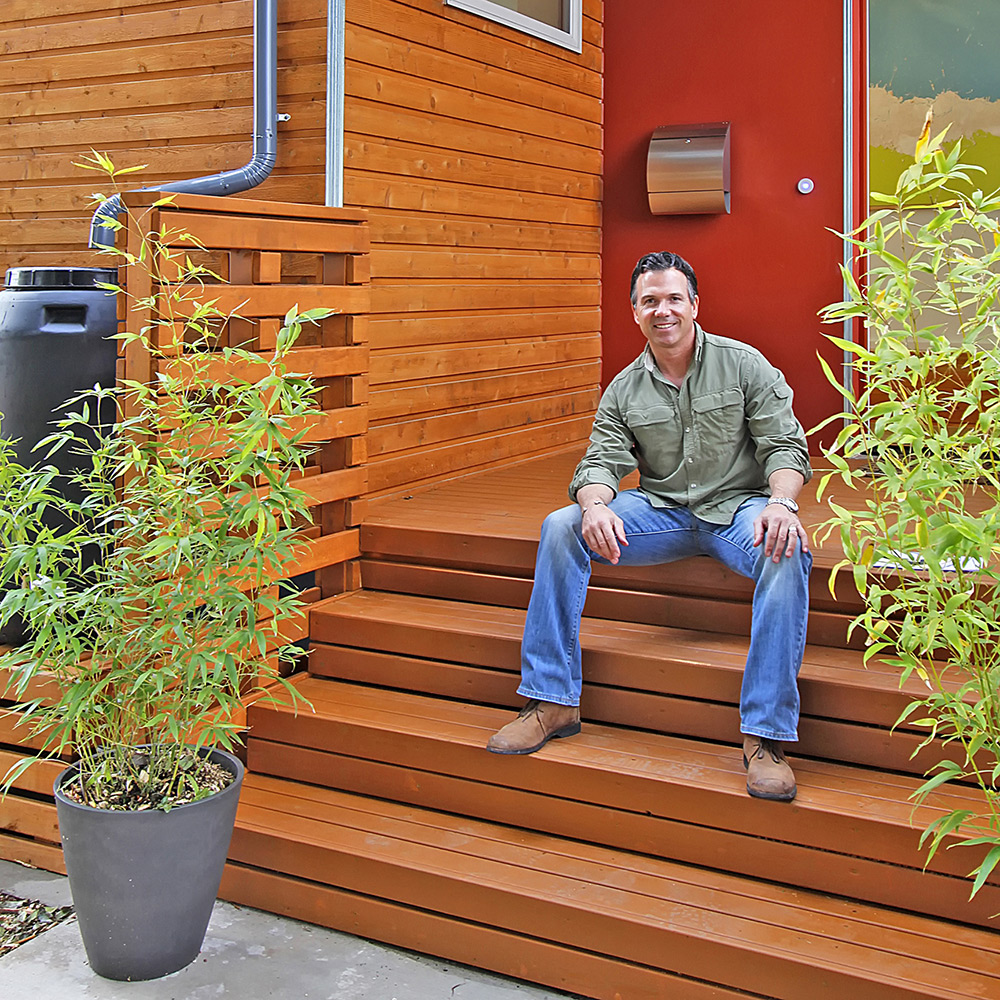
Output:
top-left (232, 772), bottom-right (1000, 1000)
top-left (363, 450), bottom-right (851, 572)
top-left (309, 589), bottom-right (953, 707)
top-left (250, 677), bottom-right (987, 878)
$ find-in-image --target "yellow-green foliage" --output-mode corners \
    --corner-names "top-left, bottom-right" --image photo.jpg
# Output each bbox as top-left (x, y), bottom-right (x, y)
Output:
top-left (819, 125), bottom-right (1000, 899)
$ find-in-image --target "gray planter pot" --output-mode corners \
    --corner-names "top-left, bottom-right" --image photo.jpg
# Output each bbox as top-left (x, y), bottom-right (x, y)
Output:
top-left (54, 748), bottom-right (244, 981)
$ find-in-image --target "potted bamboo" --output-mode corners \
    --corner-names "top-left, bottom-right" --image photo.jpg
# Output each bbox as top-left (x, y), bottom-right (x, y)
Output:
top-left (0, 156), bottom-right (326, 980)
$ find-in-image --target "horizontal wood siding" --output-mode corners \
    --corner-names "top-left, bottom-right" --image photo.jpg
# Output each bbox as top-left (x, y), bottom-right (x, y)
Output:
top-left (348, 0), bottom-right (603, 496)
top-left (2, 0), bottom-right (604, 498)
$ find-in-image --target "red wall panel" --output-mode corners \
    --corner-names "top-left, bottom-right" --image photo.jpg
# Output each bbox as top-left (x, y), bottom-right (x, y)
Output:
top-left (602, 1), bottom-right (855, 444)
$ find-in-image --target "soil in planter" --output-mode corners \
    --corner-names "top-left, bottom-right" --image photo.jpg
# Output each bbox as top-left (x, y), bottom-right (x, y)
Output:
top-left (60, 751), bottom-right (235, 811)
top-left (0, 891), bottom-right (75, 956)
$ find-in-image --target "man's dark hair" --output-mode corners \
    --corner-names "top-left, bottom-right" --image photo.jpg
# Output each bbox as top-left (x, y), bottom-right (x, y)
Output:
top-left (629, 252), bottom-right (698, 306)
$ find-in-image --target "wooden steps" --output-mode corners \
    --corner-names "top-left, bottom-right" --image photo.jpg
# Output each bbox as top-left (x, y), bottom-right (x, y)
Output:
top-left (306, 590), bottom-right (951, 776)
top-left (245, 676), bottom-right (1000, 928)
top-left (220, 452), bottom-right (1000, 998)
top-left (221, 772), bottom-right (1000, 1000)
top-left (359, 451), bottom-right (866, 650)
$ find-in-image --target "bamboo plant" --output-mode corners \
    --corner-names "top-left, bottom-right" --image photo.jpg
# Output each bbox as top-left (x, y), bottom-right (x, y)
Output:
top-left (0, 153), bottom-right (325, 810)
top-left (816, 119), bottom-right (1000, 896)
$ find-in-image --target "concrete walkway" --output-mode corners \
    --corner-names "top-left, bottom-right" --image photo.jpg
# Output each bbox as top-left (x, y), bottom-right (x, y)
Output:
top-left (0, 860), bottom-right (579, 1000)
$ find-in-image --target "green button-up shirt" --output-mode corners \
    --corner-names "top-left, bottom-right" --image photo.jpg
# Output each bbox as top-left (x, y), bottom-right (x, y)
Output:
top-left (569, 325), bottom-right (811, 524)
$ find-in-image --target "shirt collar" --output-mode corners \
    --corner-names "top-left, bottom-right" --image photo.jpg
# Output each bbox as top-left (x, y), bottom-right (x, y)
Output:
top-left (641, 323), bottom-right (706, 376)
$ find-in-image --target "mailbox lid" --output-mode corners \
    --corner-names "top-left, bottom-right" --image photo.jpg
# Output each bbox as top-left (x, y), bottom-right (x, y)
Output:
top-left (647, 122), bottom-right (731, 214)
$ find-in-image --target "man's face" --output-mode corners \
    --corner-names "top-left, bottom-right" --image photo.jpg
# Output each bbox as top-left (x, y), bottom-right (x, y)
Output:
top-left (631, 268), bottom-right (699, 357)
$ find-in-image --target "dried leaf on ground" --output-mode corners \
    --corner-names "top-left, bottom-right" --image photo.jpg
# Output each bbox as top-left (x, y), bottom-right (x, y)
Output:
top-left (0, 890), bottom-right (74, 957)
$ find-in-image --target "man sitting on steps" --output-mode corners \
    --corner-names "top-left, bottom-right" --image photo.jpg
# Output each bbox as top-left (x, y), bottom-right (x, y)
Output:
top-left (486, 251), bottom-right (813, 802)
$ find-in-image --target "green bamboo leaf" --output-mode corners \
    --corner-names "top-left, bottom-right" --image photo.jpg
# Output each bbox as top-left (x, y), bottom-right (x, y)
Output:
top-left (969, 845), bottom-right (1000, 898)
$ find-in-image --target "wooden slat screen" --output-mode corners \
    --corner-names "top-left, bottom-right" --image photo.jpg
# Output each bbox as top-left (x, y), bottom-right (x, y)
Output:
top-left (119, 190), bottom-right (370, 599)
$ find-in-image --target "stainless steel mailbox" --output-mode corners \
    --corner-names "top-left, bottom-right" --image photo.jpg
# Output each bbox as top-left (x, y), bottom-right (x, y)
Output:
top-left (647, 122), bottom-right (731, 215)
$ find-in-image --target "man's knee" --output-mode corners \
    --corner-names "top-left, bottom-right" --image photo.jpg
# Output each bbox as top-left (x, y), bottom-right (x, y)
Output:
top-left (540, 504), bottom-right (582, 544)
top-left (755, 545), bottom-right (811, 588)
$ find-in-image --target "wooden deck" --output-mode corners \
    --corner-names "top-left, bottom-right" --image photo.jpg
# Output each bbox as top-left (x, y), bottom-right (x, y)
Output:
top-left (216, 449), bottom-right (1000, 999)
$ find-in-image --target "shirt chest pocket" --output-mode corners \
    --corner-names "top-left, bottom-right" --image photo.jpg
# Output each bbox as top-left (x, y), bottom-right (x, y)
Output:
top-left (691, 387), bottom-right (745, 449)
top-left (625, 403), bottom-right (682, 458)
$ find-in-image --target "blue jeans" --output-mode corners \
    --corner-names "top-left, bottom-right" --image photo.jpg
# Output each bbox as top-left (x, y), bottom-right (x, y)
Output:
top-left (518, 490), bottom-right (811, 741)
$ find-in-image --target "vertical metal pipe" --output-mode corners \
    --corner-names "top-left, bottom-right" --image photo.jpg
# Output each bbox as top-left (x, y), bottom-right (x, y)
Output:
top-left (89, 0), bottom-right (280, 247)
top-left (325, 0), bottom-right (347, 207)
top-left (842, 0), bottom-right (861, 401)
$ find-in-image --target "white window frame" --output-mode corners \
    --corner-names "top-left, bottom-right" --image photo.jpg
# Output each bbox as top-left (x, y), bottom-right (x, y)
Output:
top-left (445, 0), bottom-right (583, 53)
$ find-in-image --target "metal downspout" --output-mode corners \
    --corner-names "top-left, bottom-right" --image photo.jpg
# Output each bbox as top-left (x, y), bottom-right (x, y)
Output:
top-left (89, 0), bottom-right (280, 248)
top-left (325, 0), bottom-right (346, 207)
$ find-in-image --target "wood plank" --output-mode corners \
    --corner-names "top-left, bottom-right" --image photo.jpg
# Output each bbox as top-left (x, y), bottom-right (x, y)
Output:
top-left (370, 247), bottom-right (601, 280)
top-left (4, 62), bottom-right (324, 122)
top-left (159, 283), bottom-right (369, 321)
top-left (305, 592), bottom-right (937, 736)
top-left (351, 0), bottom-right (603, 95)
top-left (367, 390), bottom-right (597, 455)
top-left (361, 511), bottom-right (859, 613)
top-left (249, 679), bottom-right (987, 885)
top-left (297, 467), bottom-right (368, 505)
top-left (0, 795), bottom-right (61, 843)
top-left (0, 33), bottom-right (253, 88)
top-left (235, 774), bottom-right (1000, 957)
top-left (0, 710), bottom-right (52, 752)
top-left (141, 190), bottom-right (368, 224)
top-left (5, 108), bottom-right (260, 153)
top-left (312, 405), bottom-right (368, 442)
top-left (358, 559), bottom-right (855, 649)
top-left (369, 334), bottom-right (601, 382)
top-left (360, 450), bottom-right (856, 574)
top-left (220, 864), bottom-right (745, 1000)
top-left (287, 529), bottom-right (361, 576)
top-left (0, 142), bottom-right (319, 185)
top-left (365, 211), bottom-right (601, 254)
top-left (347, 64), bottom-right (600, 148)
top-left (345, 23), bottom-right (601, 122)
top-left (5, 2), bottom-right (254, 55)
top-left (0, 751), bottom-right (63, 797)
top-left (367, 416), bottom-right (598, 494)
top-left (305, 641), bottom-right (935, 776)
top-left (0, 832), bottom-right (65, 875)
top-left (349, 172), bottom-right (600, 227)
top-left (162, 346), bottom-right (368, 384)
top-left (371, 281), bottom-right (599, 314)
top-left (153, 211), bottom-right (370, 254)
top-left (368, 308), bottom-right (601, 349)
top-left (7, 0), bottom-right (181, 20)
top-left (370, 362), bottom-right (600, 420)
top-left (346, 102), bottom-right (603, 176)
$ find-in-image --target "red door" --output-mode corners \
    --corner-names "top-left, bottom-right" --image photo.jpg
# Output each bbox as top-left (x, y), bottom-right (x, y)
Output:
top-left (601, 0), bottom-right (867, 446)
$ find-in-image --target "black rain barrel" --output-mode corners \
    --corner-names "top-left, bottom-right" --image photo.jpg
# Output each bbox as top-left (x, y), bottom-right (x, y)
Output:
top-left (0, 266), bottom-right (119, 642)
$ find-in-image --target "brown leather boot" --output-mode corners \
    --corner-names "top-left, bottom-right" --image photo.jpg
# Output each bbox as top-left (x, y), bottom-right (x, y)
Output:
top-left (486, 700), bottom-right (581, 755)
top-left (743, 735), bottom-right (797, 801)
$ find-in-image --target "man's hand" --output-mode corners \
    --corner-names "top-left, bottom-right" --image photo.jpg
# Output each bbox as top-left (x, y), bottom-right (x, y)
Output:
top-left (753, 502), bottom-right (810, 562)
top-left (582, 504), bottom-right (629, 564)
top-left (577, 485), bottom-right (628, 564)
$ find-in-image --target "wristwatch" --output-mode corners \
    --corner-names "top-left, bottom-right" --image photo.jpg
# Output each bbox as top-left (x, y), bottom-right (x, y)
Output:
top-left (765, 497), bottom-right (799, 513)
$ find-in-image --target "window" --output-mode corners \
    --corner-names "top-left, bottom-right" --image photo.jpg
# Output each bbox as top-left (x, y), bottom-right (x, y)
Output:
top-left (869, 0), bottom-right (1000, 202)
top-left (445, 0), bottom-right (582, 53)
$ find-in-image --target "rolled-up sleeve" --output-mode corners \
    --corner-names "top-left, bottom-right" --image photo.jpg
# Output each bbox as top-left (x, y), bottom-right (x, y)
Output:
top-left (743, 360), bottom-right (812, 484)
top-left (568, 382), bottom-right (639, 502)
